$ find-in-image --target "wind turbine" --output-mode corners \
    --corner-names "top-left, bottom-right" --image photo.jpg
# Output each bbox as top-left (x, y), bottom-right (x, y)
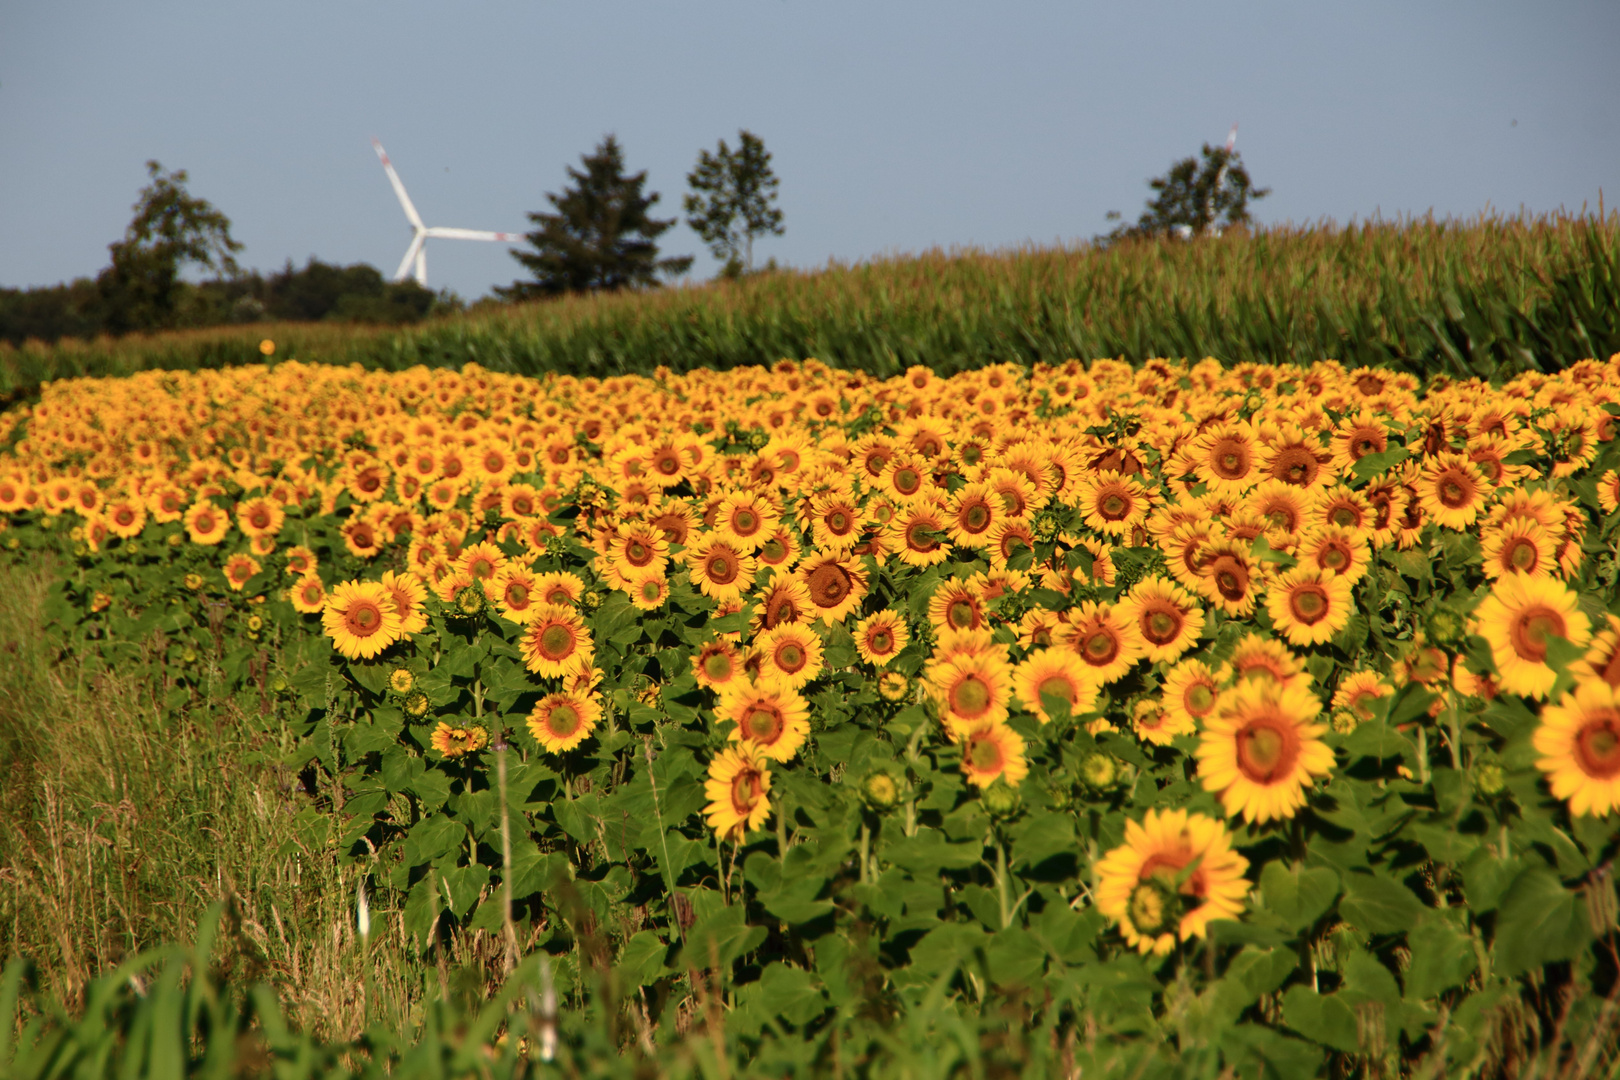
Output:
top-left (371, 138), bottom-right (520, 287)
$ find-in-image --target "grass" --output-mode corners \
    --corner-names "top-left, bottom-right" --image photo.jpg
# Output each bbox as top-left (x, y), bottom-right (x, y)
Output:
top-left (3, 210), bottom-right (1618, 396)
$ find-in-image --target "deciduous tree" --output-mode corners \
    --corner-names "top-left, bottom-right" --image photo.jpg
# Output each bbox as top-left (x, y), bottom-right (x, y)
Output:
top-left (684, 130), bottom-right (785, 278)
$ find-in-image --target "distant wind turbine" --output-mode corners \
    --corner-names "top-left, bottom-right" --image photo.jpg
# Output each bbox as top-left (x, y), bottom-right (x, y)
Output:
top-left (371, 138), bottom-right (520, 287)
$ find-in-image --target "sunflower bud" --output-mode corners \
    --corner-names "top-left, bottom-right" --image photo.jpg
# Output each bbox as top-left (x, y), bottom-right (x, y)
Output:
top-left (1472, 760), bottom-right (1506, 798)
top-left (877, 671), bottom-right (910, 702)
top-left (456, 587), bottom-right (485, 616)
top-left (1077, 750), bottom-right (1123, 794)
top-left (167, 532), bottom-right (182, 547)
top-left (1331, 708), bottom-right (1360, 734)
top-left (403, 690), bottom-right (431, 718)
top-left (1126, 874), bottom-right (1186, 938)
top-left (1425, 608), bottom-right (1465, 648)
top-left (269, 674), bottom-right (289, 694)
top-left (981, 780), bottom-right (1021, 818)
top-left (860, 768), bottom-right (903, 812)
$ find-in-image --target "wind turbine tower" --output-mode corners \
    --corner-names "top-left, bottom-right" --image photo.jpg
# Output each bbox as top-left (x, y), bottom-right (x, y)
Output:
top-left (371, 138), bottom-right (520, 287)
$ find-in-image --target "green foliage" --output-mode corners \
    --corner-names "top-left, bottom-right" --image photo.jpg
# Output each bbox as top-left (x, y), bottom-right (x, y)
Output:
top-left (683, 130), bottom-right (785, 277)
top-left (5, 214), bottom-right (1618, 397)
top-left (499, 136), bottom-right (693, 301)
top-left (97, 161), bottom-right (242, 335)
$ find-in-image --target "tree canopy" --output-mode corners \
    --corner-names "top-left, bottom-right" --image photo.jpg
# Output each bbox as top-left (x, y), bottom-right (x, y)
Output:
top-left (499, 136), bottom-right (691, 300)
top-left (1104, 143), bottom-right (1269, 244)
top-left (684, 130), bottom-right (785, 278)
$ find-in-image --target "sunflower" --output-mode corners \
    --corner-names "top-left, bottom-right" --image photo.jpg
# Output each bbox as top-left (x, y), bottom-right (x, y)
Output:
top-left (1298, 526), bottom-right (1371, 585)
top-left (430, 722), bottom-right (489, 759)
top-left (534, 571), bottom-right (585, 607)
top-left (322, 580), bottom-right (404, 660)
top-left (1013, 649), bottom-right (1099, 724)
top-left (1116, 576), bottom-right (1204, 663)
top-left (853, 610), bottom-right (909, 666)
top-left (692, 639), bottom-right (748, 691)
top-left (795, 554), bottom-right (868, 624)
top-left (290, 574), bottom-right (327, 614)
top-left (985, 518), bottom-right (1037, 572)
top-left (223, 553), bottom-right (261, 592)
top-left (756, 623), bottom-right (825, 688)
top-left (491, 564), bottom-right (541, 624)
top-left (458, 540), bottom-right (507, 582)
top-left (959, 722), bottom-right (1029, 788)
top-left (1094, 808), bottom-right (1251, 955)
top-left (926, 578), bottom-right (987, 634)
top-left (528, 691), bottom-right (602, 754)
top-left (1059, 601), bottom-right (1143, 686)
top-left (625, 568), bottom-right (669, 611)
top-left (1077, 471), bottom-right (1151, 537)
top-left (1131, 697), bottom-right (1195, 746)
top-left (1162, 659), bottom-right (1226, 731)
top-left (751, 575), bottom-right (814, 634)
top-left (236, 496), bottom-right (285, 540)
top-left (1479, 519), bottom-right (1555, 580)
top-left (340, 516), bottom-right (384, 559)
top-left (719, 678), bottom-right (810, 762)
top-left (1472, 574), bottom-right (1592, 699)
top-left (714, 490), bottom-right (780, 551)
top-left (519, 605), bottom-right (595, 677)
top-left (946, 482), bottom-right (1000, 549)
top-left (703, 743), bottom-right (773, 841)
top-left (927, 651), bottom-right (1014, 737)
top-left (808, 489), bottom-right (863, 552)
top-left (1195, 541), bottom-right (1260, 616)
top-left (1197, 679), bottom-right (1333, 824)
top-left (1312, 486), bottom-right (1373, 533)
top-left (756, 527), bottom-right (800, 571)
top-left (184, 500), bottom-right (230, 546)
top-left (379, 569), bottom-right (429, 635)
top-left (1193, 421), bottom-right (1261, 494)
top-left (1333, 671), bottom-right (1392, 722)
top-left (1329, 411), bottom-right (1391, 474)
top-left (609, 525), bottom-right (671, 578)
top-left (685, 535), bottom-right (757, 603)
top-left (1535, 678), bottom-right (1620, 816)
top-left (1416, 453), bottom-right (1489, 530)
top-left (1582, 614), bottom-right (1620, 688)
top-left (889, 500), bottom-right (952, 567)
top-left (1265, 566), bottom-right (1353, 647)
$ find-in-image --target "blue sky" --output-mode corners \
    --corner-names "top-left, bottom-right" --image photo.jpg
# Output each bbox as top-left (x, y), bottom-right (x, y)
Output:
top-left (2, 1), bottom-right (1616, 300)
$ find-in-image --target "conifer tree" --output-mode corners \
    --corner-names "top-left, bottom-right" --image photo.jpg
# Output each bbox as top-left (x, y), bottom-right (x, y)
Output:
top-left (500, 136), bottom-right (691, 299)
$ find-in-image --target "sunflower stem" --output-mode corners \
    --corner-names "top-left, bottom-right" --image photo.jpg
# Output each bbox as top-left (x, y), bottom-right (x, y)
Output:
top-left (858, 822), bottom-right (871, 885)
top-left (996, 836), bottom-right (1012, 929)
top-left (1416, 725), bottom-right (1431, 785)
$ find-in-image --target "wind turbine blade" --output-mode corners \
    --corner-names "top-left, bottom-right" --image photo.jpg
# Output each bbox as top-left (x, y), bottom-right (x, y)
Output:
top-left (415, 246), bottom-right (427, 288)
top-left (394, 233), bottom-right (426, 282)
top-left (423, 227), bottom-right (522, 242)
top-left (372, 138), bottom-right (425, 230)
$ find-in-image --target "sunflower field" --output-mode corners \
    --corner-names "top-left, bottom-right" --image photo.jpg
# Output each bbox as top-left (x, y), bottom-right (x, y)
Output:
top-left (4, 353), bottom-right (1620, 1077)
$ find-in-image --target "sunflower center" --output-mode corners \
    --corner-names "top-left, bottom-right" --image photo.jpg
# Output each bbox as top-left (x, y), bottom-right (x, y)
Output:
top-left (1209, 556), bottom-right (1249, 601)
top-left (1290, 586), bottom-right (1330, 624)
top-left (746, 706), bottom-right (784, 742)
top-left (702, 652), bottom-right (734, 680)
top-left (733, 509), bottom-right (759, 534)
top-left (506, 583), bottom-right (530, 607)
top-left (627, 541), bottom-right (651, 565)
top-left (1329, 505), bottom-right (1361, 529)
top-left (963, 502), bottom-right (990, 532)
top-left (1575, 715), bottom-right (1620, 779)
top-left (1038, 675), bottom-right (1074, 705)
top-left (1438, 473), bottom-right (1472, 507)
top-left (1235, 717), bottom-right (1302, 783)
top-left (706, 554), bottom-right (737, 584)
top-left (1507, 538), bottom-right (1537, 571)
top-left (869, 629), bottom-right (894, 653)
top-left (1082, 630), bottom-right (1119, 666)
top-left (895, 468), bottom-right (921, 495)
top-left (967, 734), bottom-right (1004, 773)
top-left (906, 523), bottom-right (940, 552)
top-left (947, 599), bottom-right (976, 629)
top-left (1144, 608), bottom-right (1181, 645)
top-left (639, 579), bottom-right (663, 602)
top-left (775, 643), bottom-right (806, 672)
top-left (827, 510), bottom-right (852, 533)
top-left (761, 537), bottom-right (786, 562)
top-left (1126, 877), bottom-right (1182, 937)
top-left (1186, 683), bottom-right (1216, 716)
top-left (1510, 606), bottom-right (1565, 662)
top-left (548, 704), bottom-right (581, 737)
top-left (950, 676), bottom-right (992, 718)
top-left (807, 563), bottom-right (853, 607)
top-left (1211, 439), bottom-right (1250, 479)
top-left (349, 603), bottom-right (381, 633)
top-left (1271, 447), bottom-right (1318, 485)
top-left (540, 624), bottom-right (575, 659)
top-left (1320, 544), bottom-right (1350, 572)
top-left (1100, 493), bottom-right (1128, 519)
top-left (730, 771), bottom-right (761, 814)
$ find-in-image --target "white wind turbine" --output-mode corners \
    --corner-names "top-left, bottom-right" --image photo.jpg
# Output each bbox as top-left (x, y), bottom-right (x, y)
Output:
top-left (371, 138), bottom-right (520, 287)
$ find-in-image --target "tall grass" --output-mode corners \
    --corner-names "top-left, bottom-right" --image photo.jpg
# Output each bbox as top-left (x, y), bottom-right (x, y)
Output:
top-left (3, 211), bottom-right (1617, 396)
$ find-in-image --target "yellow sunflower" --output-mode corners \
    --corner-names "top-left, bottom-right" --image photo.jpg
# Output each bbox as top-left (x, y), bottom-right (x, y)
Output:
top-left (491, 564), bottom-right (541, 624)
top-left (1479, 519), bottom-right (1556, 580)
top-left (1013, 649), bottom-right (1100, 724)
top-left (1116, 576), bottom-right (1205, 664)
top-left (927, 651), bottom-right (1014, 737)
top-left (184, 500), bottom-right (230, 546)
top-left (1472, 574), bottom-right (1592, 699)
top-left (1162, 659), bottom-right (1227, 732)
top-left (795, 554), bottom-right (868, 625)
top-left (704, 744), bottom-right (773, 841)
top-left (692, 639), bottom-right (748, 691)
top-left (1197, 679), bottom-right (1333, 824)
top-left (719, 678), bottom-right (811, 762)
top-left (853, 610), bottom-right (910, 666)
top-left (1266, 567), bottom-right (1353, 647)
top-left (1076, 471), bottom-right (1151, 537)
top-left (322, 580), bottom-right (404, 660)
top-left (527, 691), bottom-right (602, 754)
top-left (625, 567), bottom-right (670, 611)
top-left (519, 605), bottom-right (595, 677)
top-left (959, 721), bottom-right (1029, 788)
top-left (1059, 601), bottom-right (1143, 687)
top-left (290, 574), bottom-right (327, 614)
top-left (1535, 678), bottom-right (1620, 816)
top-left (1131, 697), bottom-right (1195, 746)
top-left (430, 722), bottom-right (489, 759)
top-left (1094, 808), bottom-right (1250, 955)
top-left (1417, 453), bottom-right (1489, 530)
top-left (926, 577), bottom-right (987, 634)
top-left (756, 623), bottom-right (825, 688)
top-left (685, 535), bottom-right (757, 603)
top-left (379, 569), bottom-right (429, 636)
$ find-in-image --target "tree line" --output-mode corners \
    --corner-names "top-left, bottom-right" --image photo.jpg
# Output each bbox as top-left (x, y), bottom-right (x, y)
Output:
top-left (3, 132), bottom-right (1262, 346)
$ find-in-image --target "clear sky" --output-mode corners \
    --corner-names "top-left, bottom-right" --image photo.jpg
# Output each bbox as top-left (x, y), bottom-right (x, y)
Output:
top-left (2, 1), bottom-right (1617, 301)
